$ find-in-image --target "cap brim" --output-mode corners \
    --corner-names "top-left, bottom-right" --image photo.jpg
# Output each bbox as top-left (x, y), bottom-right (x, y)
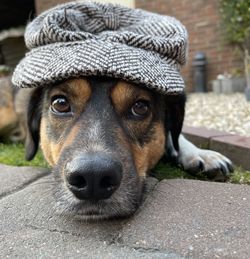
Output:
top-left (12, 40), bottom-right (185, 94)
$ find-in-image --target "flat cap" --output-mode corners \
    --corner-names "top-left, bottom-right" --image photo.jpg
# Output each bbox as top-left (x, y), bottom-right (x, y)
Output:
top-left (12, 1), bottom-right (188, 94)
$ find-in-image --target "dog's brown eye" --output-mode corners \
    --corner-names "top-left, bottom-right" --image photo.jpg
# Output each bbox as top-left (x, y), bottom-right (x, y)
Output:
top-left (51, 96), bottom-right (71, 114)
top-left (131, 100), bottom-right (150, 118)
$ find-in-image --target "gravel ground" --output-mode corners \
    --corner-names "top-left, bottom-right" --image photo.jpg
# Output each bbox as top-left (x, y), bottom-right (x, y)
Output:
top-left (184, 93), bottom-right (250, 137)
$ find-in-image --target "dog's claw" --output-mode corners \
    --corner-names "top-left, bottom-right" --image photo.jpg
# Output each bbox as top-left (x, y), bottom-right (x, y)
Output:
top-left (220, 163), bottom-right (228, 176)
top-left (226, 162), bottom-right (234, 173)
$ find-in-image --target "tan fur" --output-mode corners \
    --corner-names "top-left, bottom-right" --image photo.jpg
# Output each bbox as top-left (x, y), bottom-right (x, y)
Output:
top-left (40, 118), bottom-right (66, 166)
top-left (111, 81), bottom-right (134, 113)
top-left (66, 78), bottom-right (91, 109)
top-left (111, 81), bottom-right (151, 114)
top-left (131, 123), bottom-right (165, 177)
top-left (40, 119), bottom-right (80, 166)
top-left (40, 119), bottom-right (54, 166)
top-left (50, 78), bottom-right (91, 111)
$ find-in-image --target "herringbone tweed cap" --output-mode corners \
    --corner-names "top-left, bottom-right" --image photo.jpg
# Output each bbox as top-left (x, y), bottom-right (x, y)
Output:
top-left (12, 1), bottom-right (188, 94)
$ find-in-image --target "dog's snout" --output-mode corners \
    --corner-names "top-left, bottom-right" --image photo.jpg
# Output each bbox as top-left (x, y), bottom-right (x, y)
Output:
top-left (66, 154), bottom-right (122, 200)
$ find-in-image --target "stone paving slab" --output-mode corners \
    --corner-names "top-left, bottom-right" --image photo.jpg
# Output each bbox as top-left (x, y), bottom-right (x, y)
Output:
top-left (120, 179), bottom-right (250, 258)
top-left (0, 168), bottom-right (181, 259)
top-left (0, 164), bottom-right (49, 197)
top-left (1, 228), bottom-right (181, 259)
top-left (0, 164), bottom-right (250, 258)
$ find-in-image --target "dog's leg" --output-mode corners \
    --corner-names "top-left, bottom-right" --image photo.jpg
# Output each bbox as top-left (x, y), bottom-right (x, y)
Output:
top-left (178, 134), bottom-right (234, 181)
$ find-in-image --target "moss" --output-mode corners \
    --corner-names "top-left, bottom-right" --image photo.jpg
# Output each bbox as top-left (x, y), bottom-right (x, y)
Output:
top-left (0, 143), bottom-right (48, 167)
top-left (229, 167), bottom-right (250, 185)
top-left (151, 161), bottom-right (211, 181)
top-left (151, 162), bottom-right (196, 180)
top-left (152, 161), bottom-right (250, 185)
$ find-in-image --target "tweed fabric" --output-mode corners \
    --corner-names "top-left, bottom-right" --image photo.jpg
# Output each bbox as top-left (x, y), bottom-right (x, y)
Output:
top-left (12, 1), bottom-right (188, 94)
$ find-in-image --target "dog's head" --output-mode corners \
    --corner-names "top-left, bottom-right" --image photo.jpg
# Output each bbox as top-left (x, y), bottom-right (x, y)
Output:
top-left (26, 77), bottom-right (185, 219)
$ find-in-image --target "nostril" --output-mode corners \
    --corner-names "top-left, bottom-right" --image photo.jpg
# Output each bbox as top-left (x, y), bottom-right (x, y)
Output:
top-left (100, 176), bottom-right (115, 191)
top-left (68, 174), bottom-right (87, 189)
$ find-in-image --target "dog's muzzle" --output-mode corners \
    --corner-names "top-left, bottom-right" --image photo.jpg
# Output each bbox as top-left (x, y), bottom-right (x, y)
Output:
top-left (65, 153), bottom-right (122, 200)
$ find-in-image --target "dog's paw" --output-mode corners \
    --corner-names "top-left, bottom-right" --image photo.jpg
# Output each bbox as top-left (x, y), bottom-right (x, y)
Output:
top-left (179, 149), bottom-right (234, 181)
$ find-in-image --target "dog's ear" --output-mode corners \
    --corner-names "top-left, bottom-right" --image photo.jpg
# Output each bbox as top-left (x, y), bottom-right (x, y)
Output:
top-left (25, 87), bottom-right (43, 161)
top-left (164, 93), bottom-right (186, 157)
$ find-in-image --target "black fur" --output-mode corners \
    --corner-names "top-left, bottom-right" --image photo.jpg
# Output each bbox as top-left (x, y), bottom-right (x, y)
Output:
top-left (25, 87), bottom-right (43, 160)
top-left (164, 93), bottom-right (186, 162)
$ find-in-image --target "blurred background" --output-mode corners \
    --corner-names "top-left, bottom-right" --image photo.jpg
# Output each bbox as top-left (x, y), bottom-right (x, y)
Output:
top-left (1, 0), bottom-right (249, 91)
top-left (0, 0), bottom-right (250, 143)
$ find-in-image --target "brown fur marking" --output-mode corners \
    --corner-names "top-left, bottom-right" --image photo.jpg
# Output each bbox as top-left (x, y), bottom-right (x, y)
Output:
top-left (131, 123), bottom-right (165, 177)
top-left (40, 119), bottom-right (54, 165)
top-left (40, 119), bottom-right (80, 166)
top-left (49, 78), bottom-right (91, 113)
top-left (66, 79), bottom-right (91, 110)
top-left (111, 81), bottom-right (151, 115)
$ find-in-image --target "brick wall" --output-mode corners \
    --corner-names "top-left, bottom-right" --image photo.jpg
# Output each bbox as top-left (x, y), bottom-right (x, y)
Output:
top-left (136, 0), bottom-right (242, 91)
top-left (35, 0), bottom-right (243, 91)
top-left (35, 0), bottom-right (134, 13)
top-left (35, 0), bottom-right (69, 13)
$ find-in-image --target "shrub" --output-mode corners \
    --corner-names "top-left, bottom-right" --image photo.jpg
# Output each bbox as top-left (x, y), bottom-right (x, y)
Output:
top-left (220, 0), bottom-right (250, 87)
top-left (220, 0), bottom-right (250, 49)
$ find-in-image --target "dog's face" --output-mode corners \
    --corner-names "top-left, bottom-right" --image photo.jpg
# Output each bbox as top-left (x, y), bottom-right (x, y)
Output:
top-left (26, 77), bottom-right (185, 219)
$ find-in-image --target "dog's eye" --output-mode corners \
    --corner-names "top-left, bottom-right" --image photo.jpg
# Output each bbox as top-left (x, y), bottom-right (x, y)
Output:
top-left (131, 100), bottom-right (150, 118)
top-left (51, 96), bottom-right (71, 114)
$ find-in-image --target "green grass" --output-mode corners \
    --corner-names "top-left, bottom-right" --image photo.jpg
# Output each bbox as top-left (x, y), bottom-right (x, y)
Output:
top-left (229, 167), bottom-right (250, 184)
top-left (152, 161), bottom-right (250, 185)
top-left (0, 143), bottom-right (48, 167)
top-left (0, 143), bottom-right (249, 185)
top-left (151, 162), bottom-right (198, 181)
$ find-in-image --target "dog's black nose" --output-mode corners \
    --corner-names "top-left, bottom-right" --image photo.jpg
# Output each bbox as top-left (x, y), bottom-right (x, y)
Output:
top-left (65, 154), bottom-right (122, 200)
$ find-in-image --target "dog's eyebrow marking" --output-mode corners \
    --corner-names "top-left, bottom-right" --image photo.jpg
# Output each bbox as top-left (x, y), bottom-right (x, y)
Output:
top-left (49, 78), bottom-right (92, 109)
top-left (67, 79), bottom-right (91, 103)
top-left (111, 81), bottom-right (151, 114)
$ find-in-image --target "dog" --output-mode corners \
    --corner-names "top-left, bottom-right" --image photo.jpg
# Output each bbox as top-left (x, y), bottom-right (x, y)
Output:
top-left (0, 77), bottom-right (18, 142)
top-left (0, 77), bottom-right (30, 143)
top-left (25, 76), bottom-right (233, 219)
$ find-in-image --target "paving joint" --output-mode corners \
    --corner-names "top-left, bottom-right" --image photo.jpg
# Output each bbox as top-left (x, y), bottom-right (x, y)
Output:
top-left (0, 171), bottom-right (49, 200)
top-left (24, 223), bottom-right (82, 237)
